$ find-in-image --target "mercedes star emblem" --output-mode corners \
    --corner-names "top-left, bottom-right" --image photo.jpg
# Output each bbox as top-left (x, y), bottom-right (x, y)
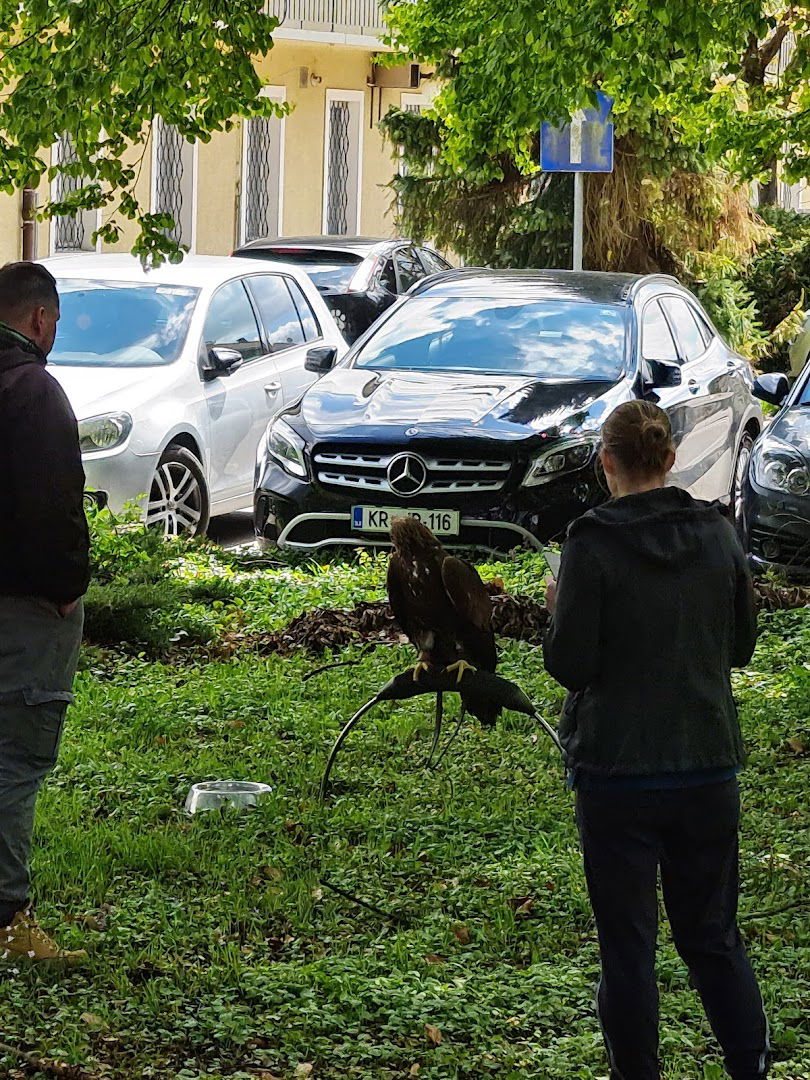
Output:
top-left (387, 453), bottom-right (428, 497)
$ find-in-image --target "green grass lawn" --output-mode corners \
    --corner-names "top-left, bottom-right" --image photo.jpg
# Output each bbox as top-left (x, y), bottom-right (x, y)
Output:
top-left (1, 549), bottom-right (808, 1080)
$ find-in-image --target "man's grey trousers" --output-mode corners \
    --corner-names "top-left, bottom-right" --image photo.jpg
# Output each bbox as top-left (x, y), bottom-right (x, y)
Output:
top-left (0, 597), bottom-right (82, 922)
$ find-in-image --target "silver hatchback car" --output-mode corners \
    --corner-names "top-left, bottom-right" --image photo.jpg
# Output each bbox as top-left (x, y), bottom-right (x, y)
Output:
top-left (43, 254), bottom-right (347, 535)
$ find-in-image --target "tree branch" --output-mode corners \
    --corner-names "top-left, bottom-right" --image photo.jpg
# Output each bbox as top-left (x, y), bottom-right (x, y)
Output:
top-left (742, 15), bottom-right (794, 84)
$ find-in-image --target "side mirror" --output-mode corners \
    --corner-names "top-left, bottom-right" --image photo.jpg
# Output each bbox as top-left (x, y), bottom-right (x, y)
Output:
top-left (753, 372), bottom-right (789, 408)
top-left (644, 358), bottom-right (683, 389)
top-left (305, 345), bottom-right (338, 375)
top-left (203, 346), bottom-right (243, 381)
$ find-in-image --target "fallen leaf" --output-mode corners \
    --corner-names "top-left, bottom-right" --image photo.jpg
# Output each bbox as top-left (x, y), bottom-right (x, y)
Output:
top-left (451, 923), bottom-right (471, 944)
top-left (424, 954), bottom-right (446, 965)
top-left (229, 718), bottom-right (246, 729)
top-left (515, 897), bottom-right (535, 917)
top-left (409, 1065), bottom-right (421, 1076)
top-left (424, 1023), bottom-right (443, 1046)
top-left (786, 737), bottom-right (807, 756)
top-left (311, 887), bottom-right (323, 901)
top-left (80, 1012), bottom-right (105, 1029)
top-left (294, 1064), bottom-right (314, 1078)
top-left (508, 894), bottom-right (532, 910)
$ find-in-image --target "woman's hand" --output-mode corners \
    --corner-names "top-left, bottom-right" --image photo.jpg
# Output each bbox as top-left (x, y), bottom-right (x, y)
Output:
top-left (545, 576), bottom-right (557, 615)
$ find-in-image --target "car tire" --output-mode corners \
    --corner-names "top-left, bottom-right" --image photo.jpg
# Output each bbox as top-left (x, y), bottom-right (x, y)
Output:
top-left (730, 431), bottom-right (755, 536)
top-left (146, 445), bottom-right (210, 538)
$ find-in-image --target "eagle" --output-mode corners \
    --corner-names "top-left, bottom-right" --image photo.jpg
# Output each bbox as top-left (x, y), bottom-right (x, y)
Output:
top-left (387, 515), bottom-right (499, 724)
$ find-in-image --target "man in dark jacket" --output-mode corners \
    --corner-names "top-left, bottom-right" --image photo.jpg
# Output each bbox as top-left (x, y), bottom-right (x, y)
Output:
top-left (0, 261), bottom-right (90, 963)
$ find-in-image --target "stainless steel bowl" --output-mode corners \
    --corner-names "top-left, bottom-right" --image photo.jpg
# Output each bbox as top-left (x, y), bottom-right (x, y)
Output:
top-left (184, 780), bottom-right (272, 814)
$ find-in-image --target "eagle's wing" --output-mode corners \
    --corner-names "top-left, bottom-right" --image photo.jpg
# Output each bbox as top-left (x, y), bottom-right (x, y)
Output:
top-left (387, 552), bottom-right (419, 644)
top-left (441, 556), bottom-right (491, 629)
top-left (441, 555), bottom-right (497, 671)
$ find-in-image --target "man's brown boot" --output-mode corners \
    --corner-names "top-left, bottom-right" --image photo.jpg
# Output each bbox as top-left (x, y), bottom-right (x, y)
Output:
top-left (1, 908), bottom-right (87, 964)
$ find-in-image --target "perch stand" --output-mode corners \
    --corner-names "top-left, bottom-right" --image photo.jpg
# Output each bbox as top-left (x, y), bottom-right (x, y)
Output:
top-left (319, 666), bottom-right (563, 800)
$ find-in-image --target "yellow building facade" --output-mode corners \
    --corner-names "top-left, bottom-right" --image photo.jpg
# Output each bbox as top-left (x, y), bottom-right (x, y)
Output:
top-left (0, 2), bottom-right (436, 263)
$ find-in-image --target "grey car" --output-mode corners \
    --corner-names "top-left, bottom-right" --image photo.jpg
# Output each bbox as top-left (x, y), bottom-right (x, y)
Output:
top-left (42, 254), bottom-right (347, 535)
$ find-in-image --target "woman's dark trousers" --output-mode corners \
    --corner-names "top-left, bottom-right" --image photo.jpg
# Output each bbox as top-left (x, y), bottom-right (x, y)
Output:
top-left (576, 780), bottom-right (770, 1080)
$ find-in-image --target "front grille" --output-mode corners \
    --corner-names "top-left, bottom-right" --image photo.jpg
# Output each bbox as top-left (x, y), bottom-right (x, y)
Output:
top-left (313, 450), bottom-right (511, 496)
top-left (280, 515), bottom-right (535, 554)
top-left (750, 523), bottom-right (810, 568)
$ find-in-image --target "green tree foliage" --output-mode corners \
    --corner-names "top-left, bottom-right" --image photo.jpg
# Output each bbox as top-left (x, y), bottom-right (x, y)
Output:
top-left (381, 2), bottom-right (810, 341)
top-left (0, 0), bottom-right (279, 261)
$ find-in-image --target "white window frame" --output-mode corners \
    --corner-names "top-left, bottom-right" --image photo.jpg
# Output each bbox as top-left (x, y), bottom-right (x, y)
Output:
top-left (400, 92), bottom-right (430, 112)
top-left (150, 118), bottom-right (199, 252)
top-left (322, 89), bottom-right (365, 234)
top-left (49, 135), bottom-right (102, 255)
top-left (240, 85), bottom-right (286, 245)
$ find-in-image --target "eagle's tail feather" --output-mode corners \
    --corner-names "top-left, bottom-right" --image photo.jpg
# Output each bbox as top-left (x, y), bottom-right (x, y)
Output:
top-left (460, 689), bottom-right (501, 727)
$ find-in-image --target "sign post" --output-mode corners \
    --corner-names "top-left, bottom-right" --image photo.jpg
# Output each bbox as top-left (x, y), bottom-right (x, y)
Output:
top-left (572, 174), bottom-right (584, 272)
top-left (540, 93), bottom-right (614, 272)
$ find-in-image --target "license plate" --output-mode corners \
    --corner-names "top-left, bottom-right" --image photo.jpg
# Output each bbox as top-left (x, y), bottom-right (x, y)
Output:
top-left (352, 506), bottom-right (460, 536)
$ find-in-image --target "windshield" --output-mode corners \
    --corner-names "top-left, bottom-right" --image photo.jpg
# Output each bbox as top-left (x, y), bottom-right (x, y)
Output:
top-left (353, 296), bottom-right (628, 379)
top-left (50, 279), bottom-right (200, 367)
top-left (238, 249), bottom-right (363, 291)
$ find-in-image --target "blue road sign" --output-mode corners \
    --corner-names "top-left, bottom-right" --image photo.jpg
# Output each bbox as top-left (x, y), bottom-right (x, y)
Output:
top-left (541, 92), bottom-right (614, 173)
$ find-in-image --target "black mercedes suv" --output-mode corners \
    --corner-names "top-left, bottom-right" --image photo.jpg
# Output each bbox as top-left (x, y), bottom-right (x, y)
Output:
top-left (254, 269), bottom-right (763, 554)
top-left (742, 362), bottom-right (810, 580)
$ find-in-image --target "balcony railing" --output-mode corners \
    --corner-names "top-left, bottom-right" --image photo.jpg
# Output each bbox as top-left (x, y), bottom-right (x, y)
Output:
top-left (266, 0), bottom-right (386, 38)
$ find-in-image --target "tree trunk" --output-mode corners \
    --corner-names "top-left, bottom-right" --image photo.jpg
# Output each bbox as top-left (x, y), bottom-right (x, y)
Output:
top-left (21, 187), bottom-right (37, 260)
top-left (757, 160), bottom-right (779, 207)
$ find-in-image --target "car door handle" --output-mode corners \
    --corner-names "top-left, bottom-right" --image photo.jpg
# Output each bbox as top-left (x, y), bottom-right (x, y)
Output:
top-left (688, 379), bottom-right (700, 394)
top-left (264, 382), bottom-right (281, 395)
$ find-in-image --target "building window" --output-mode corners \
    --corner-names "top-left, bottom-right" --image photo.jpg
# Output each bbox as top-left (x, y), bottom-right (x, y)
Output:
top-left (323, 90), bottom-right (364, 235)
top-left (50, 133), bottom-right (100, 254)
top-left (151, 117), bottom-right (197, 250)
top-left (240, 87), bottom-right (285, 244)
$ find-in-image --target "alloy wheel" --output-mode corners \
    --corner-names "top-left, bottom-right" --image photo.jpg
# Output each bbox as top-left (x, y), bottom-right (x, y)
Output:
top-left (733, 435), bottom-right (754, 534)
top-left (146, 460), bottom-right (203, 537)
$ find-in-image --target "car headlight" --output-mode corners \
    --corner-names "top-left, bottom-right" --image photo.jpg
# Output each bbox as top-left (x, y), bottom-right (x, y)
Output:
top-left (523, 437), bottom-right (599, 487)
top-left (266, 418), bottom-right (308, 479)
top-left (751, 436), bottom-right (810, 496)
top-left (78, 413), bottom-right (132, 454)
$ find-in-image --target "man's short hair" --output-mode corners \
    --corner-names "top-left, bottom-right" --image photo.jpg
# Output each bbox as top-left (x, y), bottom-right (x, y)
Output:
top-left (0, 261), bottom-right (59, 322)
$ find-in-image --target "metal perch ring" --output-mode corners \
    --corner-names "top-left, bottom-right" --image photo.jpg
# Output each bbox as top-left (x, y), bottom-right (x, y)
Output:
top-left (319, 666), bottom-right (563, 800)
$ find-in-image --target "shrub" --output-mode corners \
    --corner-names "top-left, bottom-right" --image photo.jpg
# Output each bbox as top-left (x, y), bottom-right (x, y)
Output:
top-left (743, 207), bottom-right (810, 370)
top-left (83, 506), bottom-right (206, 653)
top-left (746, 207), bottom-right (810, 330)
top-left (691, 258), bottom-right (768, 360)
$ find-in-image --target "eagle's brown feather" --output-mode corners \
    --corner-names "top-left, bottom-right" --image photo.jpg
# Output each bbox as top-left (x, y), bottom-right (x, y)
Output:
top-left (388, 516), bottom-right (499, 722)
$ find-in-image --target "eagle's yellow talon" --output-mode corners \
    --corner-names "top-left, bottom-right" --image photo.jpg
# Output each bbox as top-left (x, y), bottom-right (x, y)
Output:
top-left (446, 659), bottom-right (476, 684)
top-left (412, 660), bottom-right (431, 682)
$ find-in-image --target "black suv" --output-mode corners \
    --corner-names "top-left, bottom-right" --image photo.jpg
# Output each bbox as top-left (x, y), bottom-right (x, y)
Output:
top-left (742, 361), bottom-right (810, 580)
top-left (254, 269), bottom-right (763, 554)
top-left (233, 236), bottom-right (450, 344)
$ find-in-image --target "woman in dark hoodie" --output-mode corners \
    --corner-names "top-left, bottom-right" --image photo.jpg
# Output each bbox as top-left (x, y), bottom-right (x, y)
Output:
top-left (543, 400), bottom-right (769, 1080)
